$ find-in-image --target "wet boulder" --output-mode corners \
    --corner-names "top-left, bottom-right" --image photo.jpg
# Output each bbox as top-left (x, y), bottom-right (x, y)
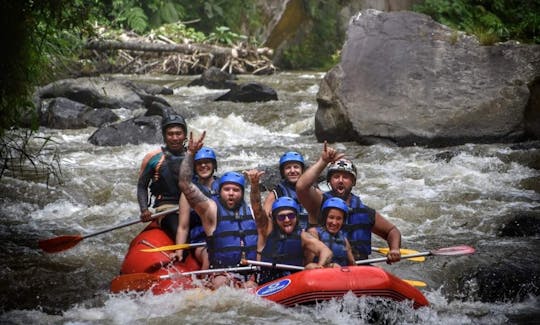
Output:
top-left (215, 82), bottom-right (278, 102)
top-left (498, 213), bottom-right (540, 237)
top-left (88, 115), bottom-right (162, 146)
top-left (187, 66), bottom-right (237, 89)
top-left (317, 10), bottom-right (540, 146)
top-left (41, 97), bottom-right (118, 129)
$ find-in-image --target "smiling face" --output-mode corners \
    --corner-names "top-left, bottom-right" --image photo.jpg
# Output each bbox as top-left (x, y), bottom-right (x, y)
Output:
top-left (282, 162), bottom-right (303, 184)
top-left (325, 208), bottom-right (345, 235)
top-left (164, 126), bottom-right (186, 152)
top-left (329, 171), bottom-right (355, 199)
top-left (274, 208), bottom-right (298, 234)
top-left (195, 158), bottom-right (215, 179)
top-left (219, 183), bottom-right (243, 209)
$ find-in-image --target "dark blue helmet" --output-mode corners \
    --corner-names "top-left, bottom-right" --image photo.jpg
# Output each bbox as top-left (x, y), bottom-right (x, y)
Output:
top-left (194, 147), bottom-right (217, 171)
top-left (219, 172), bottom-right (245, 191)
top-left (271, 196), bottom-right (299, 217)
top-left (161, 114), bottom-right (187, 135)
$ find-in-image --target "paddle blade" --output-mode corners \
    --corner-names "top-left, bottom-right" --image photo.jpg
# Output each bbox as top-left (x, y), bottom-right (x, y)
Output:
top-left (431, 245), bottom-right (475, 256)
top-left (140, 242), bottom-right (205, 252)
top-left (403, 279), bottom-right (427, 287)
top-left (374, 247), bottom-right (426, 262)
top-left (110, 273), bottom-right (159, 293)
top-left (140, 243), bottom-right (190, 252)
top-left (38, 235), bottom-right (83, 253)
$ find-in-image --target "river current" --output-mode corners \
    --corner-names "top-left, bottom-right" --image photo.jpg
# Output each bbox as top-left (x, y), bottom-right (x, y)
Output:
top-left (0, 72), bottom-right (539, 324)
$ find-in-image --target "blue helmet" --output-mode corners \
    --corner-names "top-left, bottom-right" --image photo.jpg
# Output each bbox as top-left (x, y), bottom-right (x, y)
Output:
top-left (279, 151), bottom-right (305, 177)
top-left (219, 171), bottom-right (245, 191)
top-left (194, 147), bottom-right (217, 171)
top-left (321, 197), bottom-right (349, 219)
top-left (271, 196), bottom-right (299, 217)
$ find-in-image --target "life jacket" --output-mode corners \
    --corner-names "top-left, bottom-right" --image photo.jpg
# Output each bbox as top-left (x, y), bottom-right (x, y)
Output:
top-left (148, 148), bottom-right (185, 206)
top-left (258, 226), bottom-right (303, 284)
top-left (316, 227), bottom-right (349, 266)
top-left (323, 192), bottom-right (375, 260)
top-left (273, 181), bottom-right (310, 229)
top-left (207, 198), bottom-right (258, 268)
top-left (189, 177), bottom-right (219, 243)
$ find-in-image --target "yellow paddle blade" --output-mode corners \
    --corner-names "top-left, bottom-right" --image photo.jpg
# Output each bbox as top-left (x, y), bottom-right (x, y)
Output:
top-left (373, 247), bottom-right (426, 262)
top-left (403, 279), bottom-right (427, 287)
top-left (140, 243), bottom-right (192, 252)
top-left (140, 242), bottom-right (205, 252)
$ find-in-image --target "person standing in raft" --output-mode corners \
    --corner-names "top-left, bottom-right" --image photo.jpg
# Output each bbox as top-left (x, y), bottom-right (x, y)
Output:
top-left (137, 114), bottom-right (187, 241)
top-left (178, 131), bottom-right (258, 289)
top-left (247, 170), bottom-right (333, 284)
top-left (174, 146), bottom-right (220, 268)
top-left (306, 197), bottom-right (355, 267)
top-left (263, 151), bottom-right (321, 230)
top-left (296, 141), bottom-right (402, 263)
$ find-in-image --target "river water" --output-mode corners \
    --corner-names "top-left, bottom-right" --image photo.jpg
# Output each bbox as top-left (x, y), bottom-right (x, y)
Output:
top-left (0, 72), bottom-right (539, 324)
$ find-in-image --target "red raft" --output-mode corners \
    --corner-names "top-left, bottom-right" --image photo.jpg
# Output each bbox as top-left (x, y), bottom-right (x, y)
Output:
top-left (112, 225), bottom-right (429, 308)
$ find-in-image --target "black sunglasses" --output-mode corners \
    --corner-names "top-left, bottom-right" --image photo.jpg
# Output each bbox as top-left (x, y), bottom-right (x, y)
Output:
top-left (276, 213), bottom-right (296, 221)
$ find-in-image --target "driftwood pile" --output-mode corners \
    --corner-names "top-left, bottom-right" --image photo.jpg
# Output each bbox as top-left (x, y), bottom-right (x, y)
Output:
top-left (84, 32), bottom-right (276, 76)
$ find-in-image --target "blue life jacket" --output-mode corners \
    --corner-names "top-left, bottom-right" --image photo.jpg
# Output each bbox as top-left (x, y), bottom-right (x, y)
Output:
top-left (258, 226), bottom-right (303, 284)
top-left (323, 192), bottom-right (375, 260)
top-left (316, 227), bottom-right (349, 266)
top-left (207, 198), bottom-right (258, 268)
top-left (189, 177), bottom-right (219, 243)
top-left (149, 148), bottom-right (184, 206)
top-left (273, 181), bottom-right (310, 229)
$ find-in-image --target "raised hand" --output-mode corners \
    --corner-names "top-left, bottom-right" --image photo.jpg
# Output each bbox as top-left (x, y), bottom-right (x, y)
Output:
top-left (244, 169), bottom-right (265, 185)
top-left (187, 131), bottom-right (206, 154)
top-left (321, 141), bottom-right (345, 163)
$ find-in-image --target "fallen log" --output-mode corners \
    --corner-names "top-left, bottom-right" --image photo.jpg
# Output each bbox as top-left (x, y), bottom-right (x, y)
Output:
top-left (86, 39), bottom-right (234, 57)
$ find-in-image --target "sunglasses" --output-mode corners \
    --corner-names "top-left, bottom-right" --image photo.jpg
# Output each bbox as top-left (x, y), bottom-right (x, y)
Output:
top-left (276, 213), bottom-right (296, 221)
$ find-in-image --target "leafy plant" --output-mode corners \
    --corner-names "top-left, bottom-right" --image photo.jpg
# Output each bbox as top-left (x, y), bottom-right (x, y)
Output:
top-left (414, 0), bottom-right (540, 45)
top-left (206, 26), bottom-right (246, 45)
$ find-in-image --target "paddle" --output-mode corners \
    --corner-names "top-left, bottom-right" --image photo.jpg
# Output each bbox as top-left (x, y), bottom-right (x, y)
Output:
top-left (373, 247), bottom-right (425, 262)
top-left (243, 259), bottom-right (427, 287)
top-left (140, 242), bottom-right (206, 252)
top-left (141, 243), bottom-right (424, 262)
top-left (355, 245), bottom-right (476, 265)
top-left (110, 265), bottom-right (257, 293)
top-left (39, 207), bottom-right (178, 253)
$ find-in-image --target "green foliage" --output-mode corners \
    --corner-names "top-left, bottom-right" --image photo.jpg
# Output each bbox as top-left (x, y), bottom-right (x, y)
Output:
top-left (110, 0), bottom-right (186, 33)
top-left (281, 0), bottom-right (344, 70)
top-left (152, 22), bottom-right (206, 43)
top-left (413, 0), bottom-right (540, 45)
top-left (206, 26), bottom-right (246, 46)
top-left (0, 0), bottom-right (96, 135)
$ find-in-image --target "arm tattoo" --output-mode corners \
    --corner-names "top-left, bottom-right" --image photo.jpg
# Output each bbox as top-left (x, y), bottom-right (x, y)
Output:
top-left (184, 183), bottom-right (209, 206)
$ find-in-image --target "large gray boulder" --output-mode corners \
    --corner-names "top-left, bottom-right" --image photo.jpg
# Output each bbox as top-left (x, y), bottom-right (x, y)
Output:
top-left (316, 10), bottom-right (540, 146)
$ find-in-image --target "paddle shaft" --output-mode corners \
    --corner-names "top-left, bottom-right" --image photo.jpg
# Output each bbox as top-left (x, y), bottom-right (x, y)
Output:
top-left (84, 207), bottom-right (179, 239)
top-left (161, 266), bottom-right (257, 279)
top-left (355, 245), bottom-right (475, 265)
top-left (356, 252), bottom-right (431, 265)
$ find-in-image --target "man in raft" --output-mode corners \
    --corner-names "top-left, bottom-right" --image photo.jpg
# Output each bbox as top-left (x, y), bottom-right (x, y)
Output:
top-left (137, 114), bottom-right (187, 241)
top-left (178, 131), bottom-right (258, 288)
top-left (296, 141), bottom-right (402, 264)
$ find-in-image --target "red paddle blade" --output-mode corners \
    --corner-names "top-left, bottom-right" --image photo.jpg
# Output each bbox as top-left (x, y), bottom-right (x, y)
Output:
top-left (38, 235), bottom-right (83, 253)
top-left (432, 245), bottom-right (475, 256)
top-left (110, 273), bottom-right (159, 293)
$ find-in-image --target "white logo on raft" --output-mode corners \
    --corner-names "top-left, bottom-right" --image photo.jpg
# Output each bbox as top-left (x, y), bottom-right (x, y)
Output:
top-left (256, 279), bottom-right (291, 297)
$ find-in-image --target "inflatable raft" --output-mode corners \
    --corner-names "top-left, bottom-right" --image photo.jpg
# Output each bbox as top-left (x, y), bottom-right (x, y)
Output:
top-left (112, 225), bottom-right (429, 308)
